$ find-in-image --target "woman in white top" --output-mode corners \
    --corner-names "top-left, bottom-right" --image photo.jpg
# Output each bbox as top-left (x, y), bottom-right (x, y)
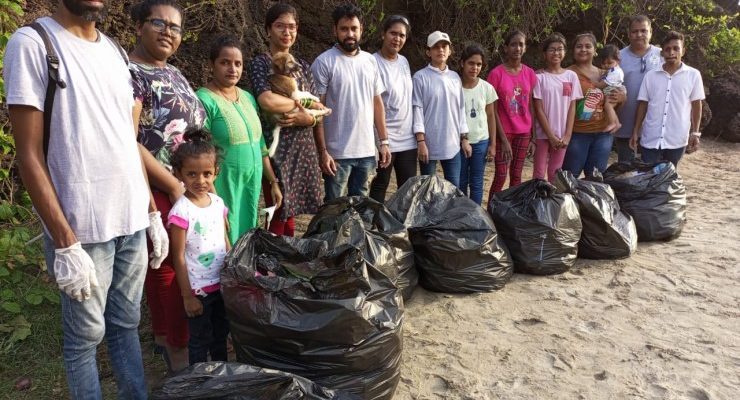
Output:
top-left (413, 31), bottom-right (470, 189)
top-left (369, 15), bottom-right (417, 202)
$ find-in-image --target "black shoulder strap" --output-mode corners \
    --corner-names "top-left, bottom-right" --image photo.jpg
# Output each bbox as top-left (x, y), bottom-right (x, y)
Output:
top-left (105, 36), bottom-right (129, 63)
top-left (27, 22), bottom-right (66, 161)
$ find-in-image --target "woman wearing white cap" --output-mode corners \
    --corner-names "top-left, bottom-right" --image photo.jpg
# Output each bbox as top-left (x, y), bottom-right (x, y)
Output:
top-left (412, 31), bottom-right (470, 189)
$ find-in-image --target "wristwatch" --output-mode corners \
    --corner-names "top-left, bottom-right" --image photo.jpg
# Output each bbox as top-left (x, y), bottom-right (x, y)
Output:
top-left (690, 131), bottom-right (702, 137)
top-left (379, 139), bottom-right (390, 146)
top-left (460, 133), bottom-right (469, 141)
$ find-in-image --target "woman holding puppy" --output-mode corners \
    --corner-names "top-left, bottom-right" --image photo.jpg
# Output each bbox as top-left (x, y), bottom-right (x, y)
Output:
top-left (197, 35), bottom-right (281, 245)
top-left (248, 3), bottom-right (323, 236)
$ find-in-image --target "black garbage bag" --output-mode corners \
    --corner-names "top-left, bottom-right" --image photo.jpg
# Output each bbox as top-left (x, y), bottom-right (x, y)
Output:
top-left (304, 196), bottom-right (417, 300)
top-left (488, 179), bottom-right (582, 275)
top-left (385, 175), bottom-right (513, 293)
top-left (603, 161), bottom-right (686, 241)
top-left (221, 230), bottom-right (403, 400)
top-left (554, 170), bottom-right (638, 259)
top-left (151, 362), bottom-right (361, 400)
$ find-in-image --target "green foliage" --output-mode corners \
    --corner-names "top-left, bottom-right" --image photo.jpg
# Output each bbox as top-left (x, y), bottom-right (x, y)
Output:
top-left (0, 0), bottom-right (54, 352)
top-left (707, 25), bottom-right (740, 76)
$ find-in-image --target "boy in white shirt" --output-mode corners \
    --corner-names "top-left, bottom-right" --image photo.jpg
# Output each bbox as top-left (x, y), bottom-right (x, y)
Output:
top-left (629, 31), bottom-right (704, 168)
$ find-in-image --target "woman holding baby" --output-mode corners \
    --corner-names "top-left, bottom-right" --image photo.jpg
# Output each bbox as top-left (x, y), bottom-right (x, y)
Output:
top-left (196, 35), bottom-right (282, 244)
top-left (247, 3), bottom-right (324, 236)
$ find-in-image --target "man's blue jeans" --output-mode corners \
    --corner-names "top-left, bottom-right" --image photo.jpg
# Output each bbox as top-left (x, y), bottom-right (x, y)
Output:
top-left (640, 146), bottom-right (686, 168)
top-left (562, 132), bottom-right (614, 178)
top-left (45, 230), bottom-right (148, 400)
top-left (324, 156), bottom-right (377, 202)
top-left (459, 140), bottom-right (489, 205)
top-left (419, 151), bottom-right (462, 189)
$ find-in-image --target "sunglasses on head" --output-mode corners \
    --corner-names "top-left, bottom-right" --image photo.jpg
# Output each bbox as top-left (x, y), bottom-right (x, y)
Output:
top-left (387, 15), bottom-right (410, 27)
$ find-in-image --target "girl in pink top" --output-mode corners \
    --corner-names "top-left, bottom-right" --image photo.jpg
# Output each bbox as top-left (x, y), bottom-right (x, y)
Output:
top-left (532, 33), bottom-right (583, 182)
top-left (487, 30), bottom-right (537, 195)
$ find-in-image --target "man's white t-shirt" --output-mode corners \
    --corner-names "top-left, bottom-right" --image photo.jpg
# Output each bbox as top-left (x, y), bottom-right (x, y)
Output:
top-left (3, 17), bottom-right (149, 243)
top-left (311, 46), bottom-right (385, 159)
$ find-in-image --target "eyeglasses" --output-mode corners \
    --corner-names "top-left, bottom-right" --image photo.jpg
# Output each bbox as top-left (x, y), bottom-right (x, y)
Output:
top-left (146, 18), bottom-right (183, 36)
top-left (387, 15), bottom-right (410, 27)
top-left (273, 22), bottom-right (298, 32)
top-left (640, 57), bottom-right (647, 73)
top-left (547, 47), bottom-right (565, 53)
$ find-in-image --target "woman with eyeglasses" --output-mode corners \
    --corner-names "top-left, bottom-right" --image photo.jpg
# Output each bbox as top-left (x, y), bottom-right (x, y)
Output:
top-left (368, 15), bottom-right (416, 202)
top-left (129, 0), bottom-right (205, 373)
top-left (247, 3), bottom-right (324, 237)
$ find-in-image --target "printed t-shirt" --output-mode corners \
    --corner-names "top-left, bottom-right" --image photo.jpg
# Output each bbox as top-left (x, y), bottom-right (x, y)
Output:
top-left (487, 64), bottom-right (537, 135)
top-left (462, 78), bottom-right (498, 144)
top-left (572, 68), bottom-right (610, 133)
top-left (168, 193), bottom-right (228, 295)
top-left (533, 70), bottom-right (584, 140)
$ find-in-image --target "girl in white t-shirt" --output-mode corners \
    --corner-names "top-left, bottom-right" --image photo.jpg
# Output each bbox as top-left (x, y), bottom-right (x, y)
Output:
top-left (168, 129), bottom-right (230, 366)
top-left (459, 43), bottom-right (498, 205)
top-left (532, 33), bottom-right (583, 182)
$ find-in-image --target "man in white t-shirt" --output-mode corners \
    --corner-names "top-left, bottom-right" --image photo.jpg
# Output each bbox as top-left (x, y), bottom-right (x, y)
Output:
top-left (629, 31), bottom-right (705, 168)
top-left (3, 1), bottom-right (166, 398)
top-left (615, 15), bottom-right (663, 162)
top-left (311, 4), bottom-right (391, 201)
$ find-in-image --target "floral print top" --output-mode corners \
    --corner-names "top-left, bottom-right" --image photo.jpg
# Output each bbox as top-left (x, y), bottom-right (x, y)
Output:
top-left (130, 61), bottom-right (206, 169)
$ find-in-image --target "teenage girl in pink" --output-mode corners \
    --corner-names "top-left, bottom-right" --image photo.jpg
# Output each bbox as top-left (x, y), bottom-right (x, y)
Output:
top-left (487, 30), bottom-right (537, 194)
top-left (532, 33), bottom-right (583, 182)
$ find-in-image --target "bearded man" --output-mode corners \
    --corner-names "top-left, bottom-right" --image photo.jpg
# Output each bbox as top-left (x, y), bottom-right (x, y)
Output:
top-left (310, 3), bottom-right (391, 201)
top-left (3, 0), bottom-right (164, 398)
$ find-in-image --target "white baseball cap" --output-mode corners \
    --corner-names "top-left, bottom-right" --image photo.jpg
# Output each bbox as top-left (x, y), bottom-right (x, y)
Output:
top-left (427, 31), bottom-right (451, 47)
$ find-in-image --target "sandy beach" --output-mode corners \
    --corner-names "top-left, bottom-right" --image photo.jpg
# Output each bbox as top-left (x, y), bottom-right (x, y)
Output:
top-left (311, 139), bottom-right (740, 399)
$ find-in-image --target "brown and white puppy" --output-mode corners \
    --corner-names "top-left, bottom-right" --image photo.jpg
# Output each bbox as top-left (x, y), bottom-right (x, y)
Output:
top-left (267, 53), bottom-right (332, 157)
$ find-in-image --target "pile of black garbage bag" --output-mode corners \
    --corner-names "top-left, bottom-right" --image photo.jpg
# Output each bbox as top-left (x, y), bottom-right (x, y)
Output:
top-left (221, 230), bottom-right (403, 400)
top-left (603, 161), bottom-right (687, 241)
top-left (303, 196), bottom-right (417, 300)
top-left (151, 362), bottom-right (361, 400)
top-left (488, 179), bottom-right (582, 275)
top-left (386, 175), bottom-right (513, 293)
top-left (554, 170), bottom-right (638, 259)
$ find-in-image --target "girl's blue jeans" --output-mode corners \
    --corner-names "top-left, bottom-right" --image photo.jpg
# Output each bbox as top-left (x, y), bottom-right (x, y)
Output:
top-left (459, 140), bottom-right (489, 205)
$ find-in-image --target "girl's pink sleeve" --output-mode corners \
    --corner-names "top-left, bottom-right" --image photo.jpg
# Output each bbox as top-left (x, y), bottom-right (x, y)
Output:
top-left (167, 214), bottom-right (189, 230)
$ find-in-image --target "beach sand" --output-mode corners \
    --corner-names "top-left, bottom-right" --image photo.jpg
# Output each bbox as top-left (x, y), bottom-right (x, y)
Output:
top-left (300, 139), bottom-right (739, 399)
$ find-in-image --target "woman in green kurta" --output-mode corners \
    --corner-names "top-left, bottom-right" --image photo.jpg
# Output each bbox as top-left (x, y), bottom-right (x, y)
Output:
top-left (197, 36), bottom-right (282, 244)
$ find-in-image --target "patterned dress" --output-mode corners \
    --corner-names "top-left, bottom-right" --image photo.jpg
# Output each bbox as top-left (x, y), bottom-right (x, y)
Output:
top-left (197, 88), bottom-right (266, 245)
top-left (247, 53), bottom-right (322, 221)
top-left (130, 61), bottom-right (206, 169)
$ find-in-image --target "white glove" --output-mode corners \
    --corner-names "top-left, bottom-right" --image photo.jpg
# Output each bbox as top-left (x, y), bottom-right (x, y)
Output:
top-left (147, 211), bottom-right (169, 269)
top-left (54, 242), bottom-right (99, 302)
